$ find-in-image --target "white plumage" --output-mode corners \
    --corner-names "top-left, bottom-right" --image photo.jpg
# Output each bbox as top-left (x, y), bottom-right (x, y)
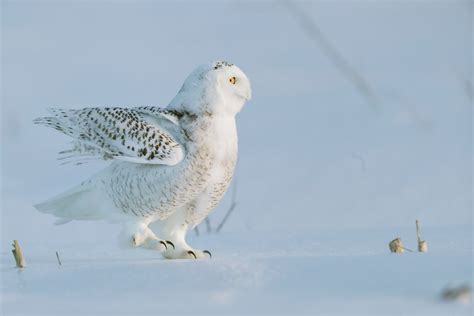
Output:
top-left (34, 61), bottom-right (251, 259)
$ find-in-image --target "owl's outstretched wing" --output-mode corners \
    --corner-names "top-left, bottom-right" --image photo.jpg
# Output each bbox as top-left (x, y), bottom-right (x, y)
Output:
top-left (34, 107), bottom-right (184, 166)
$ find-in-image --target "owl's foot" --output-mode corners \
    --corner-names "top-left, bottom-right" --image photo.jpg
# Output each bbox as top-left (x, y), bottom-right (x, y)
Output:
top-left (162, 246), bottom-right (212, 259)
top-left (185, 249), bottom-right (212, 259)
top-left (131, 233), bottom-right (167, 252)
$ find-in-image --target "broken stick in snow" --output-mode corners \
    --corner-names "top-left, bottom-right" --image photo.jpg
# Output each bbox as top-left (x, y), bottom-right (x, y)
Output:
top-left (389, 238), bottom-right (405, 253)
top-left (12, 240), bottom-right (26, 268)
top-left (416, 220), bottom-right (428, 252)
top-left (389, 238), bottom-right (413, 253)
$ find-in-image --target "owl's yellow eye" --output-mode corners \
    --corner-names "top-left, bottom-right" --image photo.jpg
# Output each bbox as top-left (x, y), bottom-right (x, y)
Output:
top-left (228, 76), bottom-right (237, 85)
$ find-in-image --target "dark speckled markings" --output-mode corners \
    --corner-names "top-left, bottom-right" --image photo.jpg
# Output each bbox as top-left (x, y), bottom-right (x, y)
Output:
top-left (213, 61), bottom-right (233, 70)
top-left (34, 105), bottom-right (238, 227)
top-left (34, 107), bottom-right (183, 164)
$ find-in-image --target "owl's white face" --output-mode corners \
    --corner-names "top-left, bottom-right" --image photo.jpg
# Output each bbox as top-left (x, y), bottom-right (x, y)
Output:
top-left (169, 61), bottom-right (252, 116)
top-left (211, 61), bottom-right (252, 112)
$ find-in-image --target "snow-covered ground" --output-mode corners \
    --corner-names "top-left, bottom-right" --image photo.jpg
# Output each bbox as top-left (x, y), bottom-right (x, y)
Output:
top-left (1, 1), bottom-right (472, 315)
top-left (1, 226), bottom-right (472, 315)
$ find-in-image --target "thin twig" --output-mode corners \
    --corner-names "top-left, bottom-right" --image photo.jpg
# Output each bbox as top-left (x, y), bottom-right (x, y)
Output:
top-left (216, 177), bottom-right (239, 233)
top-left (416, 220), bottom-right (421, 245)
top-left (55, 251), bottom-right (62, 266)
top-left (282, 0), bottom-right (380, 112)
top-left (205, 217), bottom-right (212, 233)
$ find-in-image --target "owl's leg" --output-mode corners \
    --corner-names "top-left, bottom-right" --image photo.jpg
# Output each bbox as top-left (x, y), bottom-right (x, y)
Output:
top-left (154, 207), bottom-right (211, 259)
top-left (123, 221), bottom-right (168, 252)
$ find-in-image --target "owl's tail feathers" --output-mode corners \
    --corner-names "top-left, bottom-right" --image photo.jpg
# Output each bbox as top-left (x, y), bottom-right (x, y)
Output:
top-left (34, 186), bottom-right (112, 223)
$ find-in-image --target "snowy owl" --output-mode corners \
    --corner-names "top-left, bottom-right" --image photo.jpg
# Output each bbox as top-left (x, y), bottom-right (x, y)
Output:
top-left (34, 61), bottom-right (251, 259)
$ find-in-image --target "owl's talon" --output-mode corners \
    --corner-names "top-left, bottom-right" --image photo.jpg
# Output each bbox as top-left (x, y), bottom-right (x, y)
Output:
top-left (166, 240), bottom-right (175, 250)
top-left (132, 235), bottom-right (139, 246)
top-left (187, 250), bottom-right (197, 259)
top-left (160, 240), bottom-right (168, 250)
top-left (203, 250), bottom-right (212, 258)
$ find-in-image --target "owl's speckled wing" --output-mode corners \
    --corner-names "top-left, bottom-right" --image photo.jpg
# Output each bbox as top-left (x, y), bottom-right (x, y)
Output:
top-left (34, 107), bottom-right (184, 166)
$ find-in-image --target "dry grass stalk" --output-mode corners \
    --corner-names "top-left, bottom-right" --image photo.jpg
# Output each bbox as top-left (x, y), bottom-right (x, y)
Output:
top-left (12, 240), bottom-right (26, 268)
top-left (418, 240), bottom-right (428, 252)
top-left (416, 220), bottom-right (428, 252)
top-left (56, 251), bottom-right (62, 266)
top-left (389, 238), bottom-right (404, 253)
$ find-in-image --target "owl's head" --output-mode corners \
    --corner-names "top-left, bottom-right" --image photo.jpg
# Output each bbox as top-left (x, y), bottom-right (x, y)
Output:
top-left (168, 61), bottom-right (252, 116)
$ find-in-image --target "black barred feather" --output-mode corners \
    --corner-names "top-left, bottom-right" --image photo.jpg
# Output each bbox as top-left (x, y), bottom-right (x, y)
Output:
top-left (34, 107), bottom-right (185, 166)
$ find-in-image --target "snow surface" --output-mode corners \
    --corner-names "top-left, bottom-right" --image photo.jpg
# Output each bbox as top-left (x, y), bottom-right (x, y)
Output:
top-left (1, 1), bottom-right (472, 315)
top-left (1, 226), bottom-right (473, 316)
